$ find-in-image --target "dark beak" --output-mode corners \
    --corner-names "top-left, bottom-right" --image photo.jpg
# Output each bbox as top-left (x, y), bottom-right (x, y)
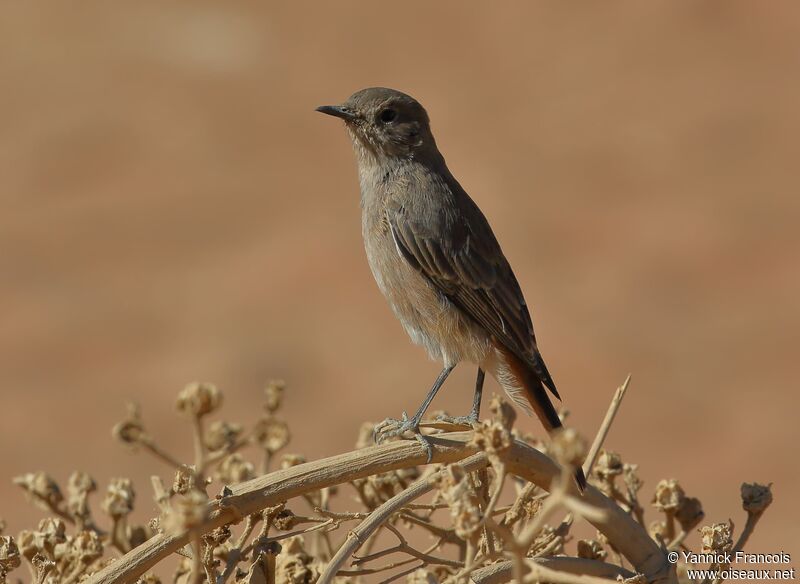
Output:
top-left (315, 105), bottom-right (358, 121)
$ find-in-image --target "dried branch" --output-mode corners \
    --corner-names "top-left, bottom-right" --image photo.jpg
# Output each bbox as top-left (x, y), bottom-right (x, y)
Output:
top-left (84, 432), bottom-right (673, 584)
top-left (3, 378), bottom-right (775, 584)
top-left (356, 523), bottom-right (458, 569)
top-left (218, 513), bottom-right (259, 584)
top-left (583, 375), bottom-right (630, 478)
top-left (319, 453), bottom-right (489, 583)
top-left (470, 556), bottom-right (636, 583)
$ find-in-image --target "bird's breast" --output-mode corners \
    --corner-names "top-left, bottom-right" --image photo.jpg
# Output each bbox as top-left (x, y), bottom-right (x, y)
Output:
top-left (359, 198), bottom-right (490, 366)
top-left (361, 204), bottom-right (420, 311)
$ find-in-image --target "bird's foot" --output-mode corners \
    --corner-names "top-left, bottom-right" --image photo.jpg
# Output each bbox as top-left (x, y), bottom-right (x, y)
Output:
top-left (435, 412), bottom-right (480, 429)
top-left (373, 412), bottom-right (435, 463)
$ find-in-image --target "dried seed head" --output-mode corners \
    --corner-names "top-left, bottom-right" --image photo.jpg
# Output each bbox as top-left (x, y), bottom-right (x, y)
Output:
top-left (700, 521), bottom-right (734, 553)
top-left (148, 516), bottom-right (161, 535)
top-left (176, 382), bottom-right (222, 417)
top-left (254, 418), bottom-right (291, 454)
top-left (407, 568), bottom-right (438, 584)
top-left (67, 471), bottom-right (96, 528)
top-left (69, 530), bottom-right (103, 564)
top-left (675, 497), bottom-right (705, 532)
top-left (14, 472), bottom-right (63, 510)
top-left (595, 530), bottom-right (615, 553)
top-left (172, 466), bottom-right (198, 496)
top-left (652, 479), bottom-right (685, 513)
top-left (356, 469), bottom-right (412, 508)
top-left (489, 395), bottom-right (516, 431)
top-left (396, 466), bottom-right (420, 483)
top-left (507, 491), bottom-right (543, 526)
top-left (0, 536), bottom-right (21, 573)
top-left (529, 524), bottom-right (564, 557)
top-left (451, 494), bottom-right (483, 541)
top-left (112, 403), bottom-right (146, 445)
top-left (264, 380), bottom-right (286, 413)
top-left (280, 454), bottom-right (306, 469)
top-left (549, 428), bottom-right (587, 468)
top-left (355, 422), bottom-right (375, 450)
top-left (204, 420), bottom-right (243, 452)
top-left (273, 509), bottom-right (299, 531)
top-left (441, 464), bottom-right (466, 488)
top-left (162, 491), bottom-right (209, 535)
top-left (469, 419), bottom-right (512, 455)
top-left (263, 503), bottom-right (287, 524)
top-left (436, 464), bottom-right (482, 540)
top-left (594, 450), bottom-right (623, 481)
top-left (202, 525), bottom-right (232, 548)
top-left (623, 463), bottom-right (643, 495)
top-left (741, 482), bottom-right (773, 514)
top-left (35, 518), bottom-right (67, 552)
top-left (102, 478), bottom-right (135, 518)
top-left (275, 536), bottom-right (320, 584)
top-left (648, 520), bottom-right (666, 541)
top-left (68, 472), bottom-right (96, 497)
top-left (215, 454), bottom-right (255, 485)
top-left (577, 538), bottom-right (607, 561)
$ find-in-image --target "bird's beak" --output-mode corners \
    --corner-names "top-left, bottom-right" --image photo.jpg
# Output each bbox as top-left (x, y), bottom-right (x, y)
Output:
top-left (315, 105), bottom-right (358, 121)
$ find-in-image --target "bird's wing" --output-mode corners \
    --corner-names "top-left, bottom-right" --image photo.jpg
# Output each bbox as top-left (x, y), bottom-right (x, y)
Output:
top-left (386, 191), bottom-right (560, 400)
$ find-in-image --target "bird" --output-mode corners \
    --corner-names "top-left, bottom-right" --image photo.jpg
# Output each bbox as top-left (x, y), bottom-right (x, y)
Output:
top-left (317, 87), bottom-right (585, 490)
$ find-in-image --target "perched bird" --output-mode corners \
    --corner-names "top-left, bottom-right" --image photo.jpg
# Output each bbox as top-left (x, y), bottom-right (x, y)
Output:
top-left (317, 87), bottom-right (585, 489)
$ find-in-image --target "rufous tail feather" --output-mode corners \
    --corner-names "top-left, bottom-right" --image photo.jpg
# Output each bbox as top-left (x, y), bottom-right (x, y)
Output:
top-left (497, 345), bottom-right (587, 491)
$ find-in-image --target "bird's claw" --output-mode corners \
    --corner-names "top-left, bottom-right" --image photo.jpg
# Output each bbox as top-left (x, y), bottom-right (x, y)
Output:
top-left (412, 433), bottom-right (434, 463)
top-left (372, 411), bottom-right (410, 444)
top-left (373, 412), bottom-right (435, 463)
top-left (434, 413), bottom-right (480, 429)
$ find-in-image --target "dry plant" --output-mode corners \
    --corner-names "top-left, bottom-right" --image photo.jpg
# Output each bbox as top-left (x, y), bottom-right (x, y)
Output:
top-left (1, 377), bottom-right (772, 584)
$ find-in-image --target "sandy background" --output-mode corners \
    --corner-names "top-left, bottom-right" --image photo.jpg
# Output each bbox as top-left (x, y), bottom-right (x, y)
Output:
top-left (1, 0), bottom-right (798, 568)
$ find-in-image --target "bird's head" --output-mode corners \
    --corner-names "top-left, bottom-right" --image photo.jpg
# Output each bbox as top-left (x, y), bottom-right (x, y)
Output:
top-left (317, 87), bottom-right (438, 162)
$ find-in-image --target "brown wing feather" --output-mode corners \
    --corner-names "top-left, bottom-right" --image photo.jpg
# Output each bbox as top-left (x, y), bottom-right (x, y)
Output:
top-left (387, 188), bottom-right (560, 400)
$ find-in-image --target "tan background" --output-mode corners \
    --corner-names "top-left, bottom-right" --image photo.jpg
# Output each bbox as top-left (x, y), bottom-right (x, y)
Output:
top-left (1, 0), bottom-right (798, 565)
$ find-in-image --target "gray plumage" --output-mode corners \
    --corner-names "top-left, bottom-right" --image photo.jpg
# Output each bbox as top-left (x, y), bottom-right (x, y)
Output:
top-left (317, 87), bottom-right (584, 489)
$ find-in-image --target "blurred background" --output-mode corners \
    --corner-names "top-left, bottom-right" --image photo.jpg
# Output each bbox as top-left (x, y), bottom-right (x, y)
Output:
top-left (1, 0), bottom-right (798, 562)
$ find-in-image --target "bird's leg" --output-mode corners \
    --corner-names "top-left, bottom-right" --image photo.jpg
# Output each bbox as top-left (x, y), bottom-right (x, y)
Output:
top-left (436, 367), bottom-right (485, 427)
top-left (373, 364), bottom-right (456, 461)
top-left (468, 367), bottom-right (485, 420)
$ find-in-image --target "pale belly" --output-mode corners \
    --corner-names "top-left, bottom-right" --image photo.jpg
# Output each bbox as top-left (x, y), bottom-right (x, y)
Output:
top-left (363, 228), bottom-right (492, 367)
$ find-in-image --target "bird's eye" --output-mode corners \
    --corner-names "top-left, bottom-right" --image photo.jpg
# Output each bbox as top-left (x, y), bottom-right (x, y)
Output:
top-left (379, 108), bottom-right (398, 123)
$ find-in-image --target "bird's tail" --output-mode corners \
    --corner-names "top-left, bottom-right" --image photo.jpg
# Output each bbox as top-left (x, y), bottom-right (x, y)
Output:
top-left (496, 345), bottom-right (587, 491)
